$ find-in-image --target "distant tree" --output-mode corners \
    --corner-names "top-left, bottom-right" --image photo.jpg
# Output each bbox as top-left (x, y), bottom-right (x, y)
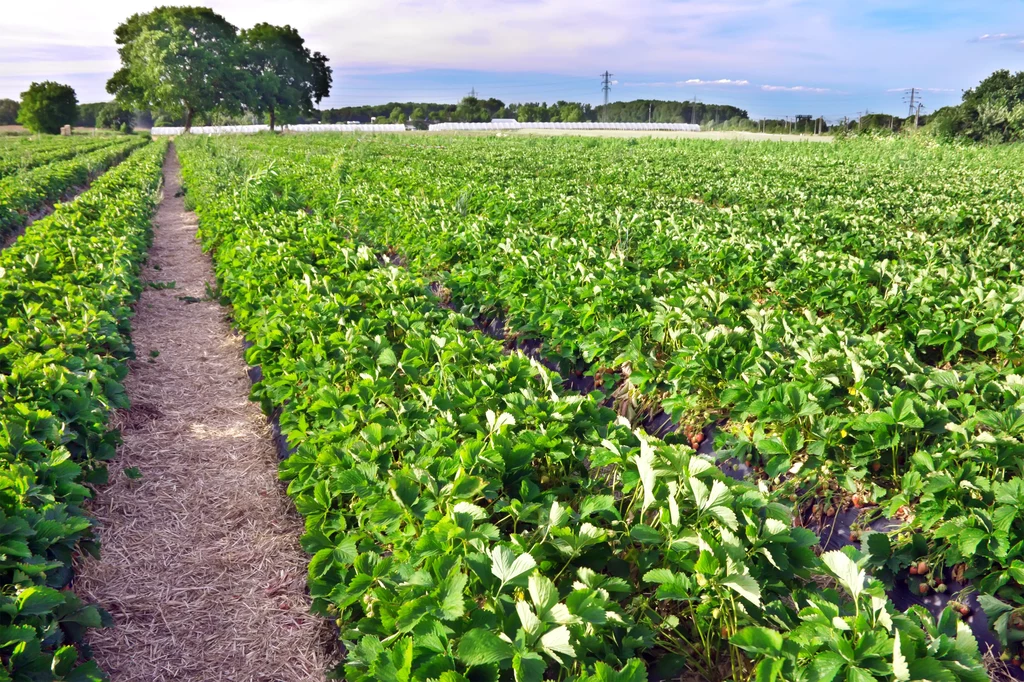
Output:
top-left (0, 99), bottom-right (19, 125)
top-left (17, 82), bottom-right (78, 134)
top-left (107, 6), bottom-right (246, 132)
top-left (453, 96), bottom-right (489, 122)
top-left (97, 102), bottom-right (135, 133)
top-left (240, 23), bottom-right (331, 131)
top-left (559, 103), bottom-right (584, 122)
top-left (389, 106), bottom-right (405, 123)
top-left (76, 102), bottom-right (107, 128)
top-left (411, 107), bottom-right (426, 121)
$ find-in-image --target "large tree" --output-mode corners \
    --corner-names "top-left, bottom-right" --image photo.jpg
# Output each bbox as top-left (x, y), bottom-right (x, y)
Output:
top-left (17, 82), bottom-right (77, 134)
top-left (0, 99), bottom-right (18, 126)
top-left (240, 23), bottom-right (331, 131)
top-left (107, 6), bottom-right (246, 132)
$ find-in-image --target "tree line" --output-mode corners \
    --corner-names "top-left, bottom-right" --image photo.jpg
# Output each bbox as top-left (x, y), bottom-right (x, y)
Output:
top-left (320, 98), bottom-right (748, 125)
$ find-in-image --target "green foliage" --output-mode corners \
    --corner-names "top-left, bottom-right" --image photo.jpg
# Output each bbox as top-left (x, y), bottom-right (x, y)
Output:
top-left (75, 102), bottom-right (107, 128)
top-left (923, 69), bottom-right (1024, 143)
top-left (0, 138), bottom-right (167, 680)
top-left (0, 136), bottom-right (147, 238)
top-left (174, 133), bottom-right (1010, 680)
top-left (0, 99), bottom-right (19, 126)
top-left (240, 23), bottom-right (331, 131)
top-left (107, 6), bottom-right (245, 131)
top-left (17, 82), bottom-right (78, 135)
top-left (96, 103), bottom-right (134, 133)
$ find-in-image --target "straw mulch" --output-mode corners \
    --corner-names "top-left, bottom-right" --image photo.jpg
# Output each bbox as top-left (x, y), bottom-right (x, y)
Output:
top-left (74, 147), bottom-right (336, 682)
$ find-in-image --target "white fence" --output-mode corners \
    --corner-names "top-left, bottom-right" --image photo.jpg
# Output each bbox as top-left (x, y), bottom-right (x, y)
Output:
top-left (428, 122), bottom-right (702, 132)
top-left (151, 123), bottom-right (408, 136)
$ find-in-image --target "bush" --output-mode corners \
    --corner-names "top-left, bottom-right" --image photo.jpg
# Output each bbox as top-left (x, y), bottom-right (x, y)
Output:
top-left (17, 82), bottom-right (78, 134)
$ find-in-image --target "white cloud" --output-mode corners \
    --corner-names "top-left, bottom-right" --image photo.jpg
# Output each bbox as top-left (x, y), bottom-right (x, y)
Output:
top-left (975, 33), bottom-right (1020, 41)
top-left (678, 78), bottom-right (750, 86)
top-left (761, 84), bottom-right (832, 93)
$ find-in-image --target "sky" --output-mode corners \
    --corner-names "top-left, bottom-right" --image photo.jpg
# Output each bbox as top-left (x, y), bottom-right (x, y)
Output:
top-left (1, 0), bottom-right (1023, 121)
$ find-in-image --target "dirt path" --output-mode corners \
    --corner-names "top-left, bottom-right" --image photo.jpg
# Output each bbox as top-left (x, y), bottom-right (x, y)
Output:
top-left (75, 146), bottom-right (334, 682)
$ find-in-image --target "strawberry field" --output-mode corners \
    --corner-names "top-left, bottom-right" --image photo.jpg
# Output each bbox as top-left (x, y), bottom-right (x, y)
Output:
top-left (0, 137), bottom-right (166, 680)
top-left (177, 133), bottom-right (1023, 681)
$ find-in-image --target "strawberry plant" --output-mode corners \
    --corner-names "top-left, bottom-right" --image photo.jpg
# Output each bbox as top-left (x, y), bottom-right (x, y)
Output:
top-left (0, 138), bottom-right (166, 680)
top-left (176, 133), bottom-right (1005, 679)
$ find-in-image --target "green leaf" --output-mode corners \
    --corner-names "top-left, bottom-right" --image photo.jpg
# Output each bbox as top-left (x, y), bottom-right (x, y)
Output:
top-left (959, 527), bottom-right (986, 555)
top-left (539, 624), bottom-right (576, 662)
top-left (528, 573), bottom-right (558, 613)
top-left (513, 652), bottom-right (546, 682)
top-left (438, 571), bottom-right (467, 620)
top-left (633, 438), bottom-right (657, 514)
top-left (629, 524), bottom-right (663, 545)
top-left (489, 546), bottom-right (536, 588)
top-left (722, 574), bottom-right (761, 606)
top-left (730, 626), bottom-right (783, 656)
top-left (863, 531), bottom-right (891, 565)
top-left (17, 586), bottom-right (65, 616)
top-left (457, 628), bottom-right (515, 666)
top-left (821, 551), bottom-right (864, 602)
top-left (806, 651), bottom-right (845, 682)
top-left (892, 629), bottom-right (909, 681)
top-left (378, 347), bottom-right (398, 367)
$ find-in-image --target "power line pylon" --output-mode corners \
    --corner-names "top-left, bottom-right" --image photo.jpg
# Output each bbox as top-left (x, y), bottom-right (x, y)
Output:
top-left (600, 71), bottom-right (614, 106)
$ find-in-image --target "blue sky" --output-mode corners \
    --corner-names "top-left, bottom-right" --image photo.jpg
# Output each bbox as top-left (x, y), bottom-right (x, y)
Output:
top-left (2, 0), bottom-right (1023, 120)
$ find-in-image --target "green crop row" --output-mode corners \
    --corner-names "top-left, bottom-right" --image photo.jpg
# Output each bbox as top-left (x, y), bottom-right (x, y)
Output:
top-left (0, 137), bottom-right (150, 241)
top-left (178, 134), bottom-right (987, 682)
top-left (0, 137), bottom-right (128, 182)
top-left (0, 138), bottom-right (166, 681)
top-left (201, 133), bottom-right (1024, 647)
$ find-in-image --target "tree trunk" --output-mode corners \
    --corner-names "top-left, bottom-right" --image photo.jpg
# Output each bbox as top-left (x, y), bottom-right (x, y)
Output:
top-left (269, 106), bottom-right (275, 132)
top-left (184, 107), bottom-right (194, 133)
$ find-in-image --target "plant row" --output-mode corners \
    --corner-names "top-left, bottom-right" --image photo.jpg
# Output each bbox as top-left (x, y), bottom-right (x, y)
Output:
top-left (0, 138), bottom-right (167, 681)
top-left (177, 135), bottom-right (987, 682)
top-left (0, 136), bottom-right (150, 241)
top-left (0, 137), bottom-right (127, 182)
top-left (200, 133), bottom-right (1024, 657)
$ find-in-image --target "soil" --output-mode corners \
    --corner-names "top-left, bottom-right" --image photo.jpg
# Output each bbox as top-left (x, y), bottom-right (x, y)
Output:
top-left (73, 146), bottom-right (335, 682)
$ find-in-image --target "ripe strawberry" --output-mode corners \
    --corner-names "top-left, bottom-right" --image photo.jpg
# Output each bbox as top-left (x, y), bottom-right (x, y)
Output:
top-left (919, 583), bottom-right (929, 595)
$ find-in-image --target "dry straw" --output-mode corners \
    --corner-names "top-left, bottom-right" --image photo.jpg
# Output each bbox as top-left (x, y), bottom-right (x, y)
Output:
top-left (75, 150), bottom-right (336, 682)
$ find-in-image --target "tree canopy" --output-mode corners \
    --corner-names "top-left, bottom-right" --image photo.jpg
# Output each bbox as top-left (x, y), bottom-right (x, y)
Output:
top-left (240, 23), bottom-right (332, 131)
top-left (107, 6), bottom-right (247, 131)
top-left (0, 99), bottom-right (18, 126)
top-left (97, 102), bottom-right (135, 133)
top-left (17, 82), bottom-right (78, 134)
top-left (922, 69), bottom-right (1024, 143)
